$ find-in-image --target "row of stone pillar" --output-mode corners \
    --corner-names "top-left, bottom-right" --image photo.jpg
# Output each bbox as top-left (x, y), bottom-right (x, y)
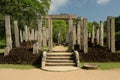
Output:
top-left (4, 15), bottom-right (50, 55)
top-left (72, 17), bottom-right (88, 53)
top-left (90, 16), bottom-right (115, 53)
top-left (91, 21), bottom-right (104, 46)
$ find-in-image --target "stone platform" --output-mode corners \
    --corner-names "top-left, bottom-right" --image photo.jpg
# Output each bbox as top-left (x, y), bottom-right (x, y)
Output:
top-left (42, 66), bottom-right (80, 72)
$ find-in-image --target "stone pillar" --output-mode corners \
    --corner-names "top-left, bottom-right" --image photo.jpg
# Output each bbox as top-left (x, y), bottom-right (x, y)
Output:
top-left (23, 31), bottom-right (25, 41)
top-left (20, 30), bottom-right (23, 43)
top-left (31, 29), bottom-right (35, 41)
top-left (96, 27), bottom-right (100, 45)
top-left (99, 21), bottom-right (104, 46)
top-left (24, 25), bottom-right (28, 42)
top-left (80, 17), bottom-right (84, 50)
top-left (73, 24), bottom-right (76, 48)
top-left (107, 16), bottom-right (116, 53)
top-left (42, 27), bottom-right (47, 48)
top-left (4, 15), bottom-right (12, 55)
top-left (28, 27), bottom-right (31, 41)
top-left (88, 32), bottom-right (91, 38)
top-left (110, 17), bottom-right (115, 53)
top-left (107, 16), bottom-right (111, 50)
top-left (14, 20), bottom-right (20, 47)
top-left (91, 24), bottom-right (95, 44)
top-left (34, 30), bottom-right (38, 41)
top-left (68, 18), bottom-right (73, 52)
top-left (77, 18), bottom-right (81, 47)
top-left (48, 18), bottom-right (53, 52)
top-left (38, 17), bottom-right (42, 50)
top-left (83, 18), bottom-right (88, 53)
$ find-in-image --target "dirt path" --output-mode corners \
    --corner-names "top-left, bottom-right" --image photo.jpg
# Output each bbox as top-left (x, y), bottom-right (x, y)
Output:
top-left (52, 45), bottom-right (68, 52)
top-left (0, 69), bottom-right (120, 80)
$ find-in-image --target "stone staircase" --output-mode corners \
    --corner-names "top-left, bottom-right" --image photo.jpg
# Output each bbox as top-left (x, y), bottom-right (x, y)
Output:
top-left (42, 51), bottom-right (80, 71)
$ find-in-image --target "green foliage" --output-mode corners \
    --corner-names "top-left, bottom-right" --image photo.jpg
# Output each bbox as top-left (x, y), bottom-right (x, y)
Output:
top-left (0, 0), bottom-right (51, 28)
top-left (53, 20), bottom-right (68, 43)
top-left (115, 16), bottom-right (120, 32)
top-left (88, 22), bottom-right (92, 32)
top-left (116, 31), bottom-right (120, 40)
top-left (88, 21), bottom-right (99, 33)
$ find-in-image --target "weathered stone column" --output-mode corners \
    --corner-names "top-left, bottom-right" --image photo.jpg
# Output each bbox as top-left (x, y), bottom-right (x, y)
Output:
top-left (107, 16), bottom-right (115, 53)
top-left (28, 27), bottom-right (31, 41)
top-left (24, 25), bottom-right (28, 42)
top-left (110, 17), bottom-right (115, 53)
top-left (80, 17), bottom-right (84, 50)
top-left (14, 20), bottom-right (20, 47)
top-left (48, 18), bottom-right (53, 52)
top-left (96, 27), bottom-right (100, 45)
top-left (99, 21), bottom-right (104, 46)
top-left (34, 30), bottom-right (38, 41)
top-left (38, 17), bottom-right (42, 50)
top-left (42, 27), bottom-right (47, 48)
top-left (107, 16), bottom-right (111, 50)
top-left (20, 30), bottom-right (23, 43)
top-left (83, 18), bottom-right (88, 53)
top-left (91, 24), bottom-right (95, 44)
top-left (23, 31), bottom-right (25, 41)
top-left (4, 15), bottom-right (12, 56)
top-left (77, 18), bottom-right (81, 47)
top-left (73, 24), bottom-right (76, 49)
top-left (68, 18), bottom-right (73, 52)
top-left (31, 29), bottom-right (35, 41)
top-left (88, 32), bottom-right (91, 38)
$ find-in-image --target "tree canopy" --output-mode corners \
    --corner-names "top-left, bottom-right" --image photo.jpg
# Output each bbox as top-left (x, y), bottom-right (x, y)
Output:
top-left (53, 20), bottom-right (68, 43)
top-left (0, 0), bottom-right (51, 28)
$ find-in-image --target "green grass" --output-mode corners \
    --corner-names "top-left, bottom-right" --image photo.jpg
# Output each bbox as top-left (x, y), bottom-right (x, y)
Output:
top-left (0, 39), bottom-right (5, 46)
top-left (0, 49), bottom-right (4, 53)
top-left (81, 62), bottom-right (120, 70)
top-left (0, 64), bottom-right (37, 70)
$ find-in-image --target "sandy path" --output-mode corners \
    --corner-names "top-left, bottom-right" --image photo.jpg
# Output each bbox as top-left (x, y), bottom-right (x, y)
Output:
top-left (52, 45), bottom-right (68, 52)
top-left (0, 69), bottom-right (120, 80)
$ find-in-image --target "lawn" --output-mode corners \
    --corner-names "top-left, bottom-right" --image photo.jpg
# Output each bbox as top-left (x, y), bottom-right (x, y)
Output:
top-left (0, 49), bottom-right (4, 53)
top-left (0, 64), bottom-right (37, 69)
top-left (81, 62), bottom-right (120, 70)
top-left (0, 38), bottom-right (5, 53)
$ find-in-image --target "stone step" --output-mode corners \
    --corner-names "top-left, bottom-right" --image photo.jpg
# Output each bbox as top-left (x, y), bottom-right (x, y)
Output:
top-left (46, 63), bottom-right (76, 66)
top-left (46, 57), bottom-right (73, 60)
top-left (47, 53), bottom-right (73, 56)
top-left (42, 66), bottom-right (79, 72)
top-left (46, 60), bottom-right (75, 63)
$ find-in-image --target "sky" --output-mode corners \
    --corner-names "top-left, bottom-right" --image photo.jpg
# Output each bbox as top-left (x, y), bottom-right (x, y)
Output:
top-left (49, 0), bottom-right (120, 22)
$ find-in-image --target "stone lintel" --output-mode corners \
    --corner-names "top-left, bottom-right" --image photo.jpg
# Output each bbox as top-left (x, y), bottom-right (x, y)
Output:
top-left (44, 14), bottom-right (76, 20)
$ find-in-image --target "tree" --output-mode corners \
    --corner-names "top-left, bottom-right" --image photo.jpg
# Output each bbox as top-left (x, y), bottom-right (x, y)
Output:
top-left (53, 20), bottom-right (68, 43)
top-left (0, 0), bottom-right (51, 28)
